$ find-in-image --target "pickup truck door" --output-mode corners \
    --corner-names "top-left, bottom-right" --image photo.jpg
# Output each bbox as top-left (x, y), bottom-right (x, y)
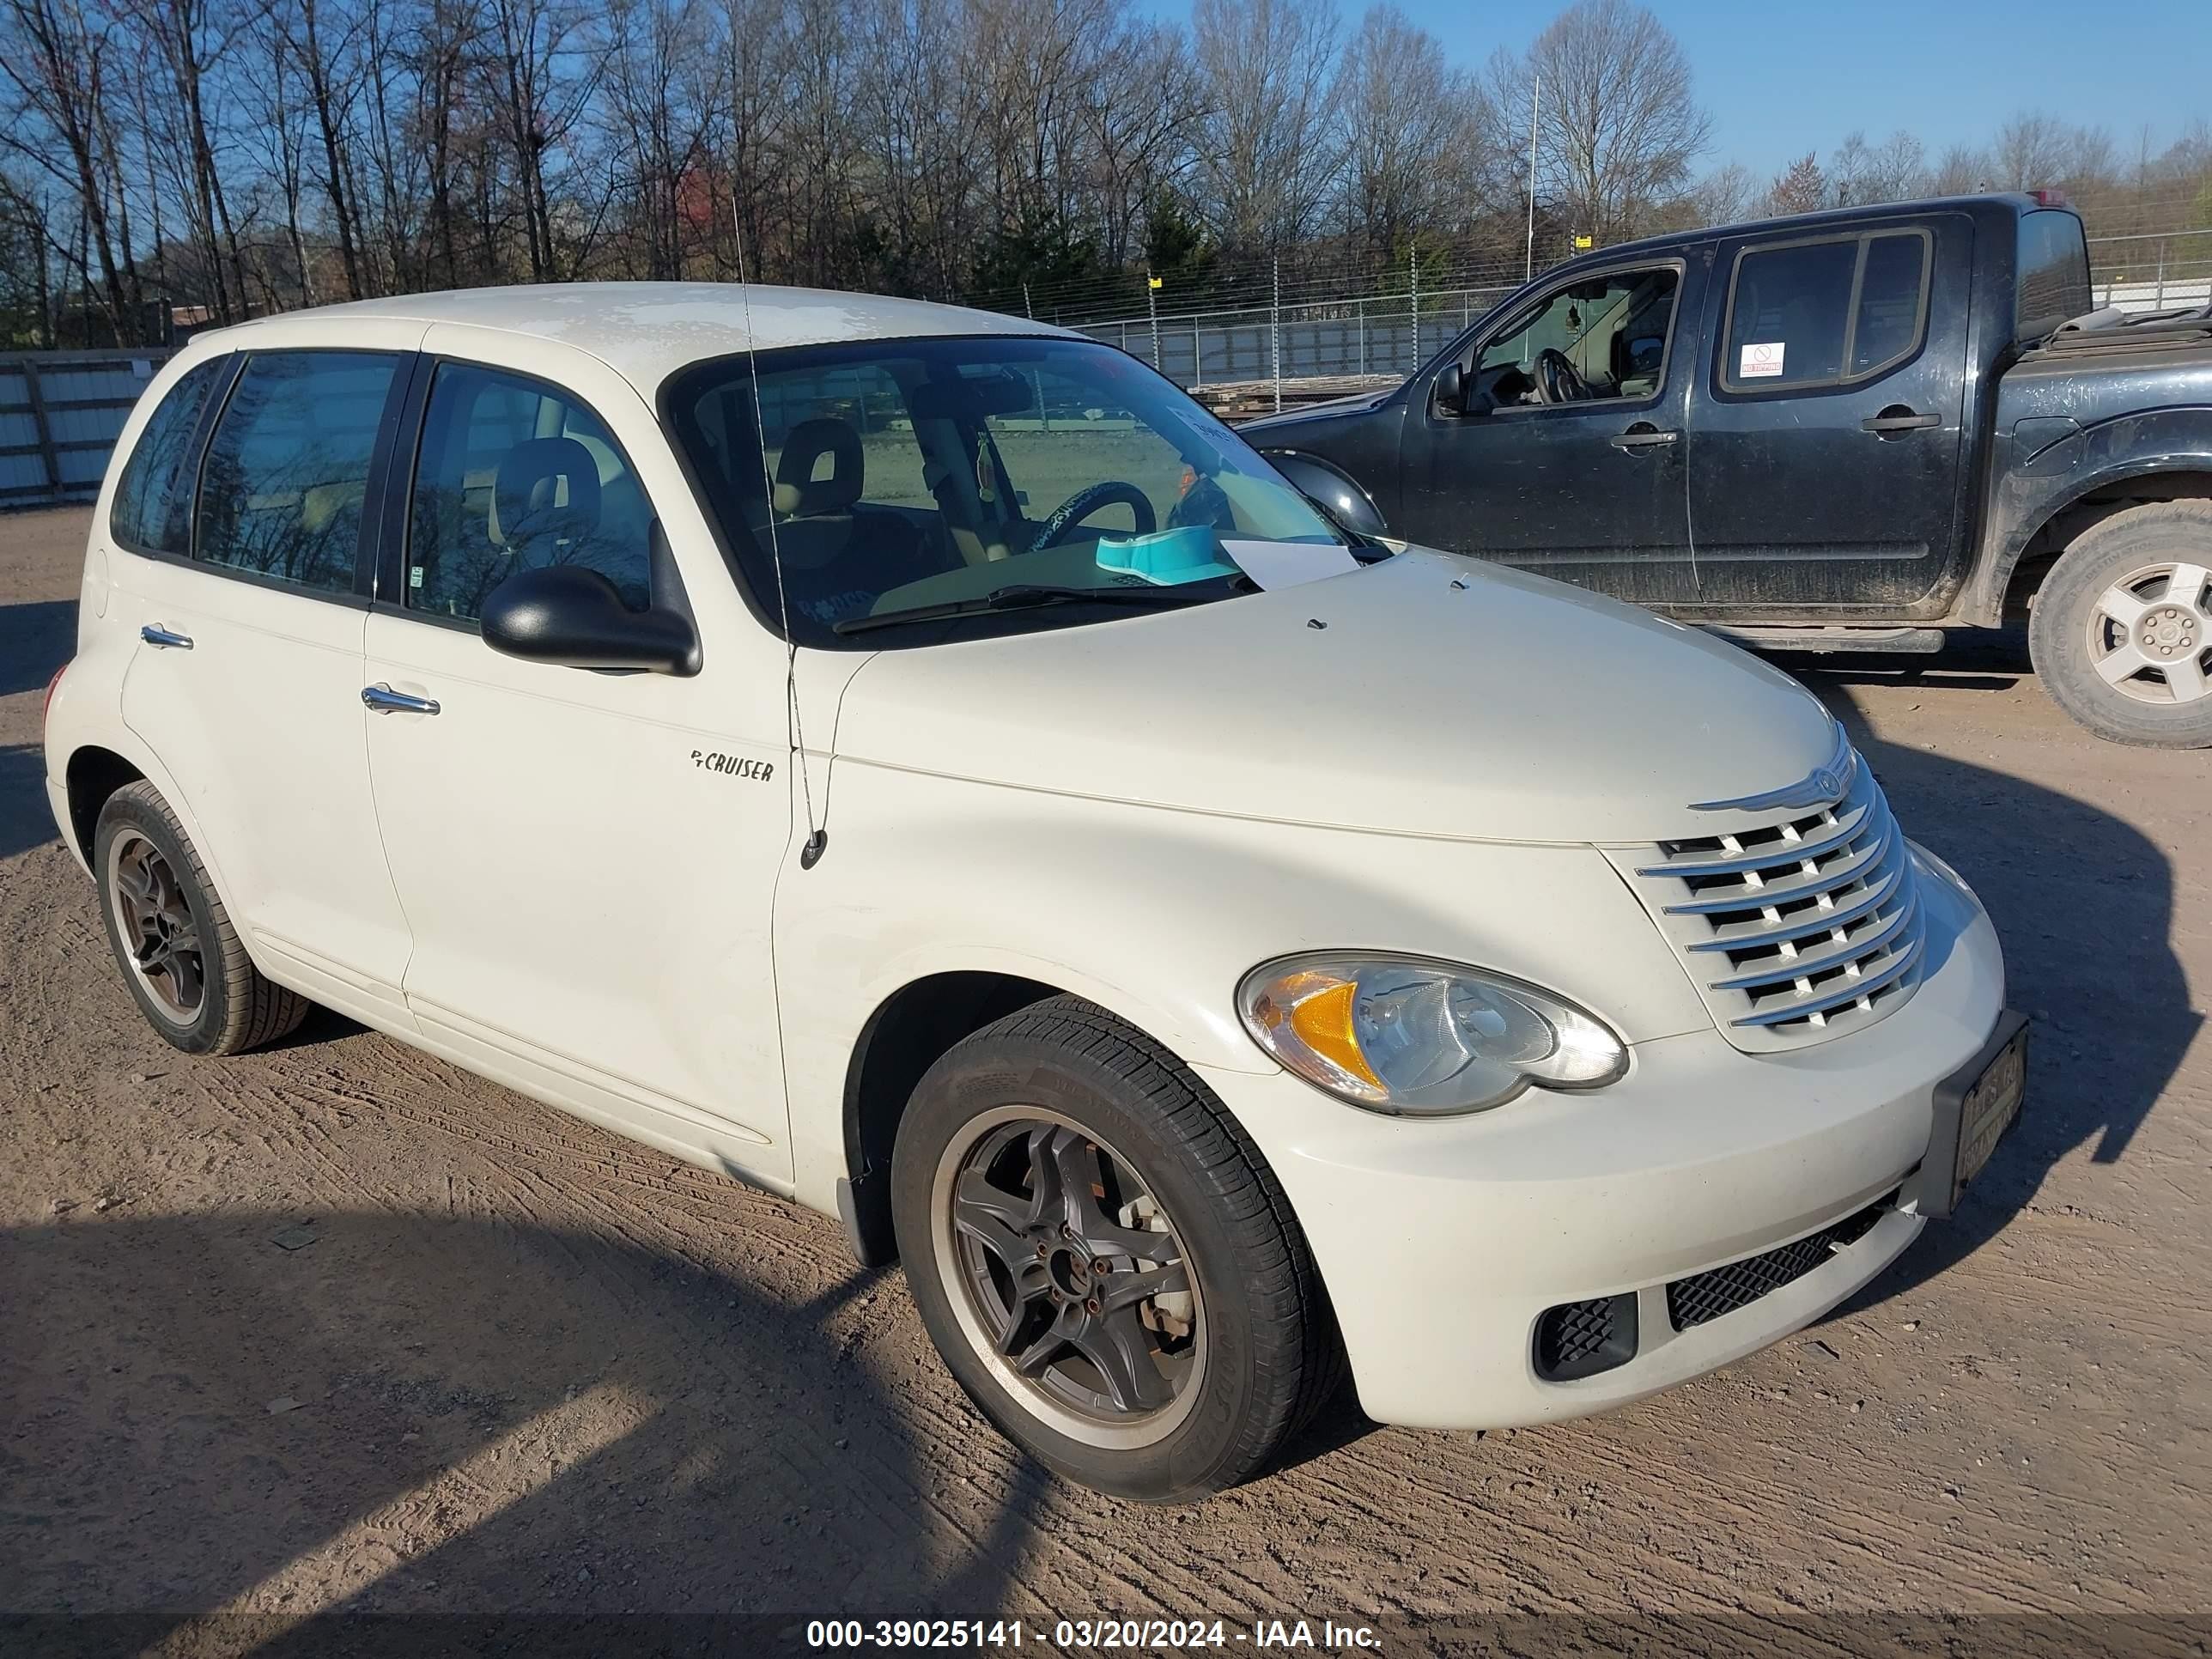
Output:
top-left (1395, 256), bottom-right (1698, 605)
top-left (1685, 215), bottom-right (1972, 611)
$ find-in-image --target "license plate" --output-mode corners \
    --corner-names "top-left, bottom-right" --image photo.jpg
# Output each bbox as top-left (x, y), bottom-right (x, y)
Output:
top-left (1917, 1012), bottom-right (2028, 1220)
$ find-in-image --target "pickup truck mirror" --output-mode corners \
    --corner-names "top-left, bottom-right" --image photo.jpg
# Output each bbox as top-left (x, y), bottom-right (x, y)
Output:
top-left (481, 565), bottom-right (701, 676)
top-left (1433, 361), bottom-right (1466, 415)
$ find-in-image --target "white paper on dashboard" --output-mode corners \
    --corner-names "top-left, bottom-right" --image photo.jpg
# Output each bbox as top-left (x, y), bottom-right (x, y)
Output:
top-left (1221, 538), bottom-right (1363, 591)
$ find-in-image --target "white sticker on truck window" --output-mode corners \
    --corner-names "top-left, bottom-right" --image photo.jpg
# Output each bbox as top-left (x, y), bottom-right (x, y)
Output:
top-left (1740, 341), bottom-right (1785, 379)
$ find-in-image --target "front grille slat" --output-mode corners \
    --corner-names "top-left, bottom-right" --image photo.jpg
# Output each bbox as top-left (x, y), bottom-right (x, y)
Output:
top-left (1605, 745), bottom-right (1929, 1054)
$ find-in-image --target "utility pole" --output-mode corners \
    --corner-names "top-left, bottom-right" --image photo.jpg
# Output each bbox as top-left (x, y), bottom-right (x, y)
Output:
top-left (1524, 73), bottom-right (1541, 282)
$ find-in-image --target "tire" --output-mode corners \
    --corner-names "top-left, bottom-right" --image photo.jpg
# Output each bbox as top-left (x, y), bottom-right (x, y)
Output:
top-left (890, 995), bottom-right (1346, 1503)
top-left (92, 781), bottom-right (311, 1055)
top-left (2028, 499), bottom-right (2212, 748)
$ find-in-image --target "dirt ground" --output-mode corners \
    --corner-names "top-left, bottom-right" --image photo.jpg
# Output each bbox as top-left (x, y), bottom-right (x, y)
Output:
top-left (3, 504), bottom-right (2209, 1656)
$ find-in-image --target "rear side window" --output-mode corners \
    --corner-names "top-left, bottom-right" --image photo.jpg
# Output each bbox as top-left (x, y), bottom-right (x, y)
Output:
top-left (404, 362), bottom-right (655, 623)
top-left (2016, 209), bottom-right (2091, 343)
top-left (194, 351), bottom-right (401, 594)
top-left (1722, 229), bottom-right (1930, 392)
top-left (110, 360), bottom-right (223, 554)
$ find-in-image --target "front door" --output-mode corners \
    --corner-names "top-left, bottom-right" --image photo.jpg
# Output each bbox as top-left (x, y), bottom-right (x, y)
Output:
top-left (359, 332), bottom-right (794, 1174)
top-left (116, 343), bottom-right (419, 1020)
top-left (1685, 214), bottom-right (1972, 611)
top-left (1397, 258), bottom-right (1698, 605)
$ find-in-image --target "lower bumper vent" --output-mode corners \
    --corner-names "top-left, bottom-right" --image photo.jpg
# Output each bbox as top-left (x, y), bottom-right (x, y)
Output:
top-left (1533, 1292), bottom-right (1639, 1382)
top-left (1666, 1195), bottom-right (1893, 1332)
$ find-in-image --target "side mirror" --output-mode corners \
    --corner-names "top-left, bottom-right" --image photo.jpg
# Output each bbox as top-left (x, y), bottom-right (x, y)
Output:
top-left (481, 565), bottom-right (700, 676)
top-left (1434, 361), bottom-right (1467, 415)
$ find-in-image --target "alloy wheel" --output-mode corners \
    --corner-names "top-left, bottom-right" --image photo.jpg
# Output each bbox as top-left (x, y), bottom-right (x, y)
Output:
top-left (106, 831), bottom-right (204, 1024)
top-left (2087, 562), bottom-right (2211, 705)
top-left (931, 1108), bottom-right (1205, 1449)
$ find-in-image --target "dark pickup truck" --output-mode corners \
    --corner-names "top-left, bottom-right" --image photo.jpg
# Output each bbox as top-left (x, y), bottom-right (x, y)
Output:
top-left (1243, 194), bottom-right (2212, 748)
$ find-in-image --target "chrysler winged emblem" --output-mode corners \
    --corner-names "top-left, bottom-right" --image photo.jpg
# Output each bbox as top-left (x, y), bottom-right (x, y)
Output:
top-left (1690, 727), bottom-right (1856, 814)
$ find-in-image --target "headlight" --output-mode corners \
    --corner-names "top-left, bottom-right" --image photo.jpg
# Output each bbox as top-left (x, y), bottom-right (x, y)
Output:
top-left (1236, 953), bottom-right (1626, 1115)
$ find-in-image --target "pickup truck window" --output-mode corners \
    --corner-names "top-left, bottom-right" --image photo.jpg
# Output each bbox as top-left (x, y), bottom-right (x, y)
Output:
top-left (1721, 228), bottom-right (1929, 392)
top-left (2016, 209), bottom-right (2091, 343)
top-left (1473, 266), bottom-right (1680, 409)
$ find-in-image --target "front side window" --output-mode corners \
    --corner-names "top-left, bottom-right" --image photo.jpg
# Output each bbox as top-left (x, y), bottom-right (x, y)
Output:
top-left (404, 362), bottom-right (655, 623)
top-left (110, 359), bottom-right (224, 555)
top-left (667, 337), bottom-right (1349, 647)
top-left (1469, 267), bottom-right (1680, 409)
top-left (1722, 229), bottom-right (1929, 392)
top-left (193, 351), bottom-right (401, 593)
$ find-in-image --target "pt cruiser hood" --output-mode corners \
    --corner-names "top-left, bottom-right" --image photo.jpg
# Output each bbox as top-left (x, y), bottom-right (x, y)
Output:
top-left (832, 549), bottom-right (1838, 845)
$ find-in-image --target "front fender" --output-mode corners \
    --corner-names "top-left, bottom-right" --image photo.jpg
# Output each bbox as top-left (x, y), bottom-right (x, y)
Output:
top-left (1970, 406), bottom-right (2212, 624)
top-left (772, 763), bottom-right (1711, 1216)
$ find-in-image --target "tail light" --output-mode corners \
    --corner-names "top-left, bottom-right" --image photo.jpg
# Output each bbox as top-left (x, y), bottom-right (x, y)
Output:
top-left (43, 660), bottom-right (69, 728)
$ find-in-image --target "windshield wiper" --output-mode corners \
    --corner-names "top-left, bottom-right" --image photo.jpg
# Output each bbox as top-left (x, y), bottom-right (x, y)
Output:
top-left (833, 582), bottom-right (1218, 635)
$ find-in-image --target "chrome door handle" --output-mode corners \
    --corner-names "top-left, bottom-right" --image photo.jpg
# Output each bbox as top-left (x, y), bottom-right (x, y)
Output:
top-left (140, 625), bottom-right (193, 650)
top-left (361, 684), bottom-right (441, 716)
top-left (1609, 424), bottom-right (1680, 451)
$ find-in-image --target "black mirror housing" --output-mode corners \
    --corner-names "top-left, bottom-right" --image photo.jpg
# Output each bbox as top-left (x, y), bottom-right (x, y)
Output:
top-left (481, 565), bottom-right (701, 676)
top-left (1434, 361), bottom-right (1466, 414)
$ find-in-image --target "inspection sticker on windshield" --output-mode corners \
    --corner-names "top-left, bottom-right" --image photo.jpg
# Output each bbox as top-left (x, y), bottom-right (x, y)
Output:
top-left (1740, 341), bottom-right (1786, 379)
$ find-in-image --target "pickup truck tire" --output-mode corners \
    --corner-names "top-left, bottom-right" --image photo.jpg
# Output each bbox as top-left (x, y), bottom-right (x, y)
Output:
top-left (2031, 500), bottom-right (2212, 749)
top-left (92, 781), bottom-right (312, 1054)
top-left (889, 995), bottom-right (1346, 1502)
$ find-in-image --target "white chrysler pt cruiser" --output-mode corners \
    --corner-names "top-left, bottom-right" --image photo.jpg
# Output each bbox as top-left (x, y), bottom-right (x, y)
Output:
top-left (43, 284), bottom-right (2027, 1501)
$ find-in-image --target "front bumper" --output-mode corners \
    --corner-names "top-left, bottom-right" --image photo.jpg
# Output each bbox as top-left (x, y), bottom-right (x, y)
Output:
top-left (1197, 845), bottom-right (2005, 1431)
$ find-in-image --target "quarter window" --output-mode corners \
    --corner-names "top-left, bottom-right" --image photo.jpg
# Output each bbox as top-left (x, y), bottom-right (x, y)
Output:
top-left (1723, 230), bottom-right (1929, 392)
top-left (193, 351), bottom-right (401, 593)
top-left (405, 362), bottom-right (654, 623)
top-left (110, 360), bottom-right (224, 555)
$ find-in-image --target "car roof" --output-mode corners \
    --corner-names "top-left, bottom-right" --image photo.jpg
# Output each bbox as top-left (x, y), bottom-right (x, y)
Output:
top-left (198, 282), bottom-right (1081, 390)
top-left (1562, 192), bottom-right (2047, 270)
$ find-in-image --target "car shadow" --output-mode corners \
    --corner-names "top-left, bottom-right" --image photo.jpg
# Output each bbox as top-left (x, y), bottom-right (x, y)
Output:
top-left (1, 1209), bottom-right (1043, 1654)
top-left (0, 743), bottom-right (58, 859)
top-left (1, 598), bottom-right (76, 699)
top-left (1808, 681), bottom-right (2198, 1309)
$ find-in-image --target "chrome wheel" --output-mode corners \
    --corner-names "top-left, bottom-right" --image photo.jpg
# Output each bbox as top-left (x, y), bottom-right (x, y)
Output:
top-left (105, 831), bottom-right (204, 1024)
top-left (2087, 562), bottom-right (2211, 705)
top-left (930, 1106), bottom-right (1205, 1449)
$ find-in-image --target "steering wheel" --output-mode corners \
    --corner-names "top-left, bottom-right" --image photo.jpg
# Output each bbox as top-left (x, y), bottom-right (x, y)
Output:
top-left (1027, 481), bottom-right (1157, 550)
top-left (1535, 348), bottom-right (1592, 404)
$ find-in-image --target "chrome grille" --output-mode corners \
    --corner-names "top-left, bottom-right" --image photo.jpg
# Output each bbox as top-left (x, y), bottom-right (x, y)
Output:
top-left (1608, 745), bottom-right (1927, 1053)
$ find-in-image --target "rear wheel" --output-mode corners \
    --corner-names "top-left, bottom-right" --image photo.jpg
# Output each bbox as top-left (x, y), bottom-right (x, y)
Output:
top-left (2030, 500), bottom-right (2212, 748)
top-left (890, 996), bottom-right (1344, 1502)
top-left (93, 781), bottom-right (310, 1054)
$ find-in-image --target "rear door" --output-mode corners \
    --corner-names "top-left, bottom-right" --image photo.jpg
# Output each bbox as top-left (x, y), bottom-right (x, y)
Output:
top-left (116, 340), bottom-right (420, 1020)
top-left (1685, 215), bottom-right (1972, 611)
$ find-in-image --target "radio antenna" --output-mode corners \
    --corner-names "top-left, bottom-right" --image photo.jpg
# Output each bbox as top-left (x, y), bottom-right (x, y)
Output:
top-left (734, 219), bottom-right (826, 870)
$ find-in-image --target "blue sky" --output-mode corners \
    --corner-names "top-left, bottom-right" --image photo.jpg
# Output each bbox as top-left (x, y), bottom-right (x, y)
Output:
top-left (1141, 0), bottom-right (2212, 180)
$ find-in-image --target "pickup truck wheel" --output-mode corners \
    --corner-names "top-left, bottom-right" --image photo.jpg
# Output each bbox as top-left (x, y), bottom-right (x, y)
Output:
top-left (2031, 501), bottom-right (2212, 748)
top-left (889, 995), bottom-right (1345, 1502)
top-left (93, 781), bottom-right (311, 1055)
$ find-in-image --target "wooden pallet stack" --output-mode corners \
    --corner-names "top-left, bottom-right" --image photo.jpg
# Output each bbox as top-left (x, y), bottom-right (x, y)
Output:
top-left (1186, 374), bottom-right (1404, 423)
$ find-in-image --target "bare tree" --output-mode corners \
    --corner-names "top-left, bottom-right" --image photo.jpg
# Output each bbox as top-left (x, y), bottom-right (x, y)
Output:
top-left (1332, 6), bottom-right (1479, 258)
top-left (1493, 0), bottom-right (1711, 243)
top-left (1764, 151), bottom-right (1826, 216)
top-left (1190, 0), bottom-right (1340, 257)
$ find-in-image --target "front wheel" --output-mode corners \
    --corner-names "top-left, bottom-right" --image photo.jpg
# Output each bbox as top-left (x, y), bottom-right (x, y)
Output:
top-left (2030, 500), bottom-right (2212, 748)
top-left (890, 997), bottom-right (1344, 1502)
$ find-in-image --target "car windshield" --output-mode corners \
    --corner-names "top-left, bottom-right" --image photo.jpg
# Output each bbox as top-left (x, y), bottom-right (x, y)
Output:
top-left (665, 335), bottom-right (1354, 647)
